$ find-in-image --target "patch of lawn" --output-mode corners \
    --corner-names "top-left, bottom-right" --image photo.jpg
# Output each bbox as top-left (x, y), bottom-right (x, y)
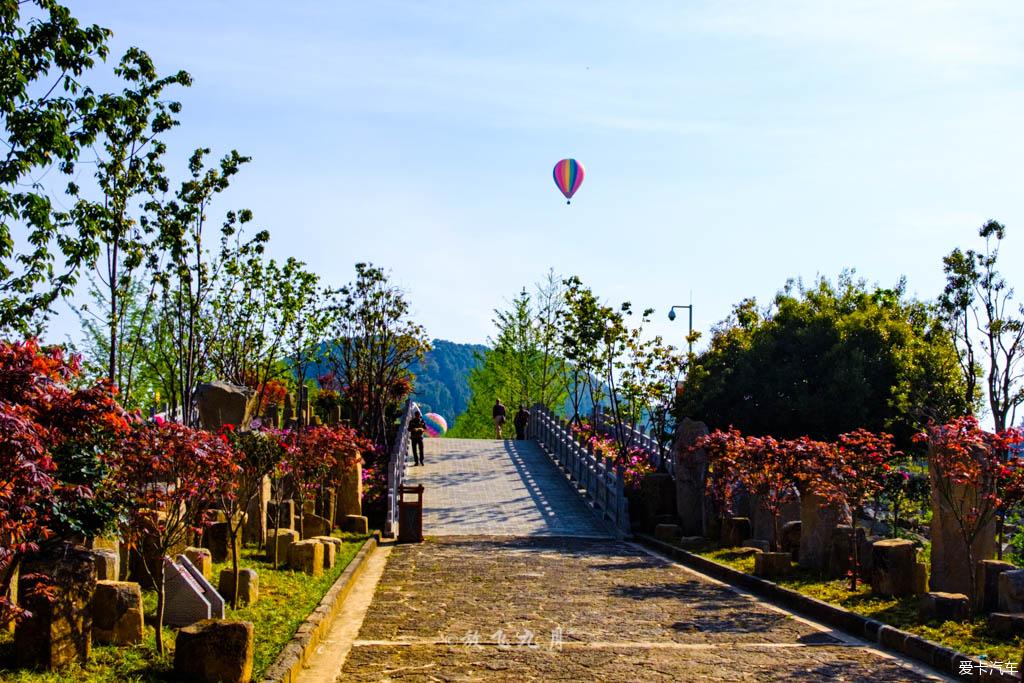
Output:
top-left (0, 532), bottom-right (370, 682)
top-left (692, 544), bottom-right (1024, 664)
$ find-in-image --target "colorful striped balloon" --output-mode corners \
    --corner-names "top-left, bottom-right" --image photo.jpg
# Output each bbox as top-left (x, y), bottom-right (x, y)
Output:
top-left (423, 412), bottom-right (448, 437)
top-left (552, 158), bottom-right (585, 204)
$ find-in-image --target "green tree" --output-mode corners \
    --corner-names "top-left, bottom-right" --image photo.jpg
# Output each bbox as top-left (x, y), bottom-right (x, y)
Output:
top-left (326, 263), bottom-right (430, 446)
top-left (0, 1), bottom-right (112, 334)
top-left (65, 48), bottom-right (190, 402)
top-left (449, 280), bottom-right (569, 438)
top-left (677, 273), bottom-right (969, 448)
top-left (147, 148), bottom-right (264, 423)
top-left (939, 220), bottom-right (1023, 432)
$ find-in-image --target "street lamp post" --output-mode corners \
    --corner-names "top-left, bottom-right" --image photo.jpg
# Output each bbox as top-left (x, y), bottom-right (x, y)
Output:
top-left (668, 304), bottom-right (694, 358)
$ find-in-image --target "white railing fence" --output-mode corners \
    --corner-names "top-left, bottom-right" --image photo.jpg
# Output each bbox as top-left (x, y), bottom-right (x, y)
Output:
top-left (530, 404), bottom-right (631, 536)
top-left (384, 399), bottom-right (415, 538)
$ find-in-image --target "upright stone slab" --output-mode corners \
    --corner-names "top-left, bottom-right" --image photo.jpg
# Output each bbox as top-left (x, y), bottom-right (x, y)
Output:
top-left (918, 592), bottom-right (969, 622)
top-left (318, 487), bottom-right (337, 528)
top-left (267, 499), bottom-right (295, 531)
top-left (998, 569), bottom-right (1024, 612)
top-left (218, 569), bottom-right (259, 606)
top-left (15, 544), bottom-right (96, 670)
top-left (336, 460), bottom-right (363, 520)
top-left (91, 580), bottom-right (144, 645)
top-left (978, 560), bottom-right (1016, 613)
top-left (288, 540), bottom-right (323, 576)
top-left (799, 492), bottom-right (850, 572)
top-left (929, 455), bottom-right (996, 595)
top-left (92, 549), bottom-right (119, 581)
top-left (722, 517), bottom-right (751, 548)
top-left (243, 476), bottom-right (272, 545)
top-left (194, 380), bottom-right (250, 431)
top-left (342, 515), bottom-right (369, 534)
top-left (301, 513), bottom-right (331, 539)
top-left (164, 556), bottom-right (224, 628)
top-left (266, 528), bottom-right (299, 565)
top-left (174, 619), bottom-right (254, 683)
top-left (184, 547), bottom-right (213, 581)
top-left (640, 473), bottom-right (676, 533)
top-left (673, 418), bottom-right (709, 536)
top-left (202, 520), bottom-right (242, 564)
top-left (780, 521), bottom-right (801, 561)
top-left (871, 539), bottom-right (918, 597)
top-left (312, 535), bottom-right (342, 570)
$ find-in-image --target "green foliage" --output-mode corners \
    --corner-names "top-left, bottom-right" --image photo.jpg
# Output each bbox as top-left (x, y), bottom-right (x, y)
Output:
top-left (939, 220), bottom-right (1023, 432)
top-left (0, 534), bottom-right (370, 682)
top-left (677, 273), bottom-right (970, 449)
top-left (63, 47), bottom-right (190, 399)
top-left (408, 339), bottom-right (487, 422)
top-left (325, 262), bottom-right (430, 446)
top-left (449, 283), bottom-right (569, 438)
top-left (0, 1), bottom-right (112, 335)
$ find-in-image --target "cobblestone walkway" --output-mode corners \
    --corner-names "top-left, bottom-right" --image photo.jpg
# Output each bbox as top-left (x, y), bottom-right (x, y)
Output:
top-left (404, 438), bottom-right (610, 537)
top-left (339, 536), bottom-right (945, 681)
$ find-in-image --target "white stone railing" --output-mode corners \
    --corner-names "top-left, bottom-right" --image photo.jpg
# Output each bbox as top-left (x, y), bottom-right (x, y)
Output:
top-left (530, 404), bottom-right (631, 536)
top-left (384, 398), bottom-right (415, 538)
top-left (593, 405), bottom-right (674, 477)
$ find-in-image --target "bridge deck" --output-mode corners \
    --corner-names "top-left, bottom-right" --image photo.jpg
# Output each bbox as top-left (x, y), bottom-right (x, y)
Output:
top-left (403, 438), bottom-right (611, 537)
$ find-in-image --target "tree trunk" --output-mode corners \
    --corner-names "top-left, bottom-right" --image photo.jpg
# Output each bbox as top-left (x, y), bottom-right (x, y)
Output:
top-left (230, 523), bottom-right (241, 609)
top-left (155, 580), bottom-right (166, 655)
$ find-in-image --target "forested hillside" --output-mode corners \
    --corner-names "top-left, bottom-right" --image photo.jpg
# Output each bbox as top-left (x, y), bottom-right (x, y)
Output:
top-left (409, 340), bottom-right (487, 425)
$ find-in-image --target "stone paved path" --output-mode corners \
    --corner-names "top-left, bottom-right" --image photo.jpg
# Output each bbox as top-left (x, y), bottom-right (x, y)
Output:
top-left (339, 536), bottom-right (945, 681)
top-left (311, 438), bottom-right (949, 682)
top-left (404, 438), bottom-right (611, 537)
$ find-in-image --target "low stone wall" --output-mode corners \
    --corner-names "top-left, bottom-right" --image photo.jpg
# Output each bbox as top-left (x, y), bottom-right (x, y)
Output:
top-left (261, 534), bottom-right (380, 683)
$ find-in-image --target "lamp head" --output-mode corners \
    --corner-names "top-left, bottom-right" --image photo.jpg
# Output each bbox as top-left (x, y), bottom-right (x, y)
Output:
top-left (668, 308), bottom-right (676, 321)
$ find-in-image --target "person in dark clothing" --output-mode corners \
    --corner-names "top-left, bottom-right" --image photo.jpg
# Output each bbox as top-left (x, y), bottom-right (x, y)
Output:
top-left (492, 399), bottom-right (507, 439)
top-left (409, 409), bottom-right (426, 465)
top-left (514, 405), bottom-right (530, 440)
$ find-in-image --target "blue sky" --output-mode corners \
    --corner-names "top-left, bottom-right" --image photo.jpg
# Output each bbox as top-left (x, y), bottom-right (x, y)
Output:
top-left (55, 1), bottom-right (1024, 349)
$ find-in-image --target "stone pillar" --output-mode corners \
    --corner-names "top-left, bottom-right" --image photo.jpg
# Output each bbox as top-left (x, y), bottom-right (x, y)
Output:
top-left (673, 418), bottom-right (709, 536)
top-left (640, 472), bottom-right (676, 532)
top-left (336, 460), bottom-right (363, 520)
top-left (798, 492), bottom-right (851, 572)
top-left (283, 392), bottom-right (295, 427)
top-left (978, 560), bottom-right (1017, 613)
top-left (15, 543), bottom-right (97, 670)
top-left (928, 457), bottom-right (996, 595)
top-left (871, 539), bottom-right (918, 597)
top-left (243, 476), bottom-right (272, 546)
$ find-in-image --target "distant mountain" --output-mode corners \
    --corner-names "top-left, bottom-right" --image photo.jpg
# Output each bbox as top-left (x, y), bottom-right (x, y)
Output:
top-left (410, 340), bottom-right (487, 426)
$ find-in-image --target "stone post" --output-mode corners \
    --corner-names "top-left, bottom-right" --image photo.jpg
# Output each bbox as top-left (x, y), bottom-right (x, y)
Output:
top-left (673, 418), bottom-right (709, 536)
top-left (336, 460), bottom-right (363, 521)
top-left (798, 492), bottom-right (851, 572)
top-left (928, 457), bottom-right (996, 596)
top-left (15, 543), bottom-right (97, 670)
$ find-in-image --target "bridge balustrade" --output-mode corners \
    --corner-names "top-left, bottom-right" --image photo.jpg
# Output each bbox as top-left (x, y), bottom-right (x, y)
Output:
top-left (530, 404), bottom-right (631, 536)
top-left (384, 398), bottom-right (415, 538)
top-left (593, 405), bottom-right (674, 477)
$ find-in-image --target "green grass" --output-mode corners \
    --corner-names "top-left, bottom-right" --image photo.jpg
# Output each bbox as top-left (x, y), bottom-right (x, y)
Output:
top-left (0, 531), bottom-right (369, 682)
top-left (696, 545), bottom-right (1024, 663)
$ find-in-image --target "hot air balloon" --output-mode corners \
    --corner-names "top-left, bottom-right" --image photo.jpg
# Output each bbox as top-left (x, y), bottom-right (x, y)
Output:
top-left (552, 158), bottom-right (585, 204)
top-left (423, 412), bottom-right (448, 437)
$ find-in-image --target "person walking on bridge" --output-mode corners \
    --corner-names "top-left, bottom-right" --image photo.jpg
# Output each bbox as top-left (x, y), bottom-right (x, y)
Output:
top-left (409, 409), bottom-right (426, 465)
top-left (514, 404), bottom-right (530, 440)
top-left (492, 399), bottom-right (507, 439)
